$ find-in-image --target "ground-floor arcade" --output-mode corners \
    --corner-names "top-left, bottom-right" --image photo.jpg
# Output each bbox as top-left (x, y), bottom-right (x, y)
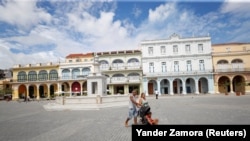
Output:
top-left (143, 75), bottom-right (215, 95)
top-left (107, 83), bottom-right (142, 95)
top-left (214, 74), bottom-right (250, 94)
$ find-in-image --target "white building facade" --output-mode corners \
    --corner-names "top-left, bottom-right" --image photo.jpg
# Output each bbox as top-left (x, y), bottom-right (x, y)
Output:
top-left (97, 50), bottom-right (143, 95)
top-left (141, 33), bottom-right (215, 95)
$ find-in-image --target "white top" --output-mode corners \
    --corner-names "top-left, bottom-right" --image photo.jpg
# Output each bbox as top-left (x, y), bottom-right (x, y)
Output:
top-left (128, 94), bottom-right (137, 109)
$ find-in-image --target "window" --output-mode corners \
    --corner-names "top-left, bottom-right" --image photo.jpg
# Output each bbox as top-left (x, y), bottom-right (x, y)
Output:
top-left (49, 70), bottom-right (58, 80)
top-left (173, 45), bottom-right (178, 53)
top-left (72, 69), bottom-right (80, 79)
top-left (149, 62), bottom-right (154, 73)
top-left (185, 44), bottom-right (190, 53)
top-left (161, 62), bottom-right (166, 72)
top-left (62, 69), bottom-right (70, 79)
top-left (82, 68), bottom-right (90, 76)
top-left (38, 70), bottom-right (48, 81)
top-left (199, 60), bottom-right (205, 71)
top-left (161, 46), bottom-right (166, 54)
top-left (28, 71), bottom-right (37, 81)
top-left (186, 60), bottom-right (192, 71)
top-left (17, 71), bottom-right (27, 82)
top-left (174, 61), bottom-right (179, 72)
top-left (198, 44), bottom-right (203, 53)
top-left (148, 47), bottom-right (153, 55)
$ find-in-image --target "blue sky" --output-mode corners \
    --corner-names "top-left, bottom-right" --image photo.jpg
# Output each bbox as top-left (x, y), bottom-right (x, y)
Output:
top-left (0, 0), bottom-right (250, 69)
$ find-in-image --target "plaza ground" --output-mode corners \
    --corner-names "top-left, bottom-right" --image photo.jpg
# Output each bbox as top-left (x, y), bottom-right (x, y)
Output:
top-left (0, 94), bottom-right (250, 141)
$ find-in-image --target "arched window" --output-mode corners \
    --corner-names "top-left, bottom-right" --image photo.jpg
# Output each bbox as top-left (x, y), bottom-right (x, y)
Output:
top-left (113, 59), bottom-right (123, 63)
top-left (38, 70), bottom-right (48, 81)
top-left (72, 68), bottom-right (80, 79)
top-left (127, 58), bottom-right (139, 63)
top-left (62, 69), bottom-right (70, 79)
top-left (128, 73), bottom-right (140, 76)
top-left (113, 74), bottom-right (124, 77)
top-left (231, 59), bottom-right (244, 71)
top-left (28, 71), bottom-right (37, 81)
top-left (128, 73), bottom-right (140, 81)
top-left (112, 59), bottom-right (124, 69)
top-left (100, 60), bottom-right (109, 70)
top-left (17, 71), bottom-right (27, 82)
top-left (231, 59), bottom-right (243, 64)
top-left (217, 60), bottom-right (228, 64)
top-left (100, 60), bottom-right (109, 65)
top-left (49, 70), bottom-right (58, 80)
top-left (127, 58), bottom-right (140, 68)
top-left (82, 68), bottom-right (90, 76)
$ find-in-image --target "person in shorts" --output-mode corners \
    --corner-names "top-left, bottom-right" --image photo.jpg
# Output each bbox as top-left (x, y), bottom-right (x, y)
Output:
top-left (125, 89), bottom-right (141, 127)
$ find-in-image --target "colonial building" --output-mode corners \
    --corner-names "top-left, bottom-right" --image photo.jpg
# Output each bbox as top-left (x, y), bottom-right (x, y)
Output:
top-left (212, 43), bottom-right (250, 94)
top-left (11, 62), bottom-right (59, 100)
top-left (58, 53), bottom-right (94, 96)
top-left (97, 50), bottom-right (143, 94)
top-left (11, 53), bottom-right (108, 100)
top-left (141, 33), bottom-right (215, 95)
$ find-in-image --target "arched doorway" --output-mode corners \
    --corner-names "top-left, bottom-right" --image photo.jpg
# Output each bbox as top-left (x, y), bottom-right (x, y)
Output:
top-left (198, 77), bottom-right (208, 94)
top-left (148, 80), bottom-right (157, 95)
top-left (72, 82), bottom-right (81, 96)
top-left (218, 76), bottom-right (230, 93)
top-left (18, 84), bottom-right (27, 99)
top-left (160, 79), bottom-right (169, 94)
top-left (173, 78), bottom-right (182, 94)
top-left (233, 75), bottom-right (245, 93)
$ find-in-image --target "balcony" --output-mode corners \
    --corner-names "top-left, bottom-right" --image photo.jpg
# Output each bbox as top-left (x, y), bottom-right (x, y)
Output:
top-left (144, 69), bottom-right (213, 77)
top-left (100, 63), bottom-right (141, 71)
top-left (106, 76), bottom-right (141, 84)
top-left (214, 68), bottom-right (250, 73)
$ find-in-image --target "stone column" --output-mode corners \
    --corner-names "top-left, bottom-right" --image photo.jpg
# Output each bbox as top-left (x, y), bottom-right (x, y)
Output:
top-left (157, 79), bottom-right (161, 95)
top-left (169, 79), bottom-right (174, 95)
top-left (182, 79), bottom-right (187, 94)
top-left (195, 80), bottom-right (199, 94)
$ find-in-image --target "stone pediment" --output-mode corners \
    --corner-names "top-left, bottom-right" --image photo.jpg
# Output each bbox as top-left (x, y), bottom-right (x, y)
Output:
top-left (169, 33), bottom-right (180, 40)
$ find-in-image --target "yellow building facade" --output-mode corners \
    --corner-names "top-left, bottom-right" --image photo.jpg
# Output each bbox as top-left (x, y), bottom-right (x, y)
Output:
top-left (11, 62), bottom-right (60, 100)
top-left (212, 43), bottom-right (250, 94)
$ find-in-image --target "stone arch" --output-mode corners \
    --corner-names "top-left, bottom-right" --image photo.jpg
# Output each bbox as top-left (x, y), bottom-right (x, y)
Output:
top-left (198, 77), bottom-right (209, 94)
top-left (218, 76), bottom-right (230, 93)
top-left (185, 78), bottom-right (195, 94)
top-left (147, 79), bottom-right (157, 95)
top-left (160, 79), bottom-right (169, 94)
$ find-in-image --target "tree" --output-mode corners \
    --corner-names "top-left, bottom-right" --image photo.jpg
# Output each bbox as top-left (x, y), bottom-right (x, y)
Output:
top-left (0, 69), bottom-right (5, 79)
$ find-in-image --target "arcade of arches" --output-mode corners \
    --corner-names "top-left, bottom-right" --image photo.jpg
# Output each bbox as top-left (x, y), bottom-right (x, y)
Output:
top-left (216, 75), bottom-right (246, 94)
top-left (145, 77), bottom-right (211, 95)
top-left (16, 81), bottom-right (88, 99)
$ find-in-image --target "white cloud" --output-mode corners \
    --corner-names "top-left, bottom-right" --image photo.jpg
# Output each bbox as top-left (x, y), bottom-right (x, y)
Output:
top-left (0, 0), bottom-right (51, 30)
top-left (132, 5), bottom-right (142, 18)
top-left (148, 3), bottom-right (176, 23)
top-left (1, 0), bottom-right (250, 70)
top-left (220, 0), bottom-right (250, 18)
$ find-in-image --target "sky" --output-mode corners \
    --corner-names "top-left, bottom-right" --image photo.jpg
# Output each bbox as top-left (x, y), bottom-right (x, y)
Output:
top-left (0, 0), bottom-right (250, 69)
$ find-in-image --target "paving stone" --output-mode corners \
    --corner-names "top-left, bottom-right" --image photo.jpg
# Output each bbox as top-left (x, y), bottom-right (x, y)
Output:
top-left (0, 94), bottom-right (249, 141)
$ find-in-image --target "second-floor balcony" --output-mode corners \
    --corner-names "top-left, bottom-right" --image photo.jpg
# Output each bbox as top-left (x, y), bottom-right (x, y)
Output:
top-left (214, 67), bottom-right (250, 73)
top-left (144, 69), bottom-right (214, 77)
top-left (100, 63), bottom-right (141, 71)
top-left (107, 76), bottom-right (141, 84)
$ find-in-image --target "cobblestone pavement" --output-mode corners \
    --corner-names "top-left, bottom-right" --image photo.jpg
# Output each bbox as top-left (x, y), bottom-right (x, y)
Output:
top-left (0, 94), bottom-right (250, 141)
